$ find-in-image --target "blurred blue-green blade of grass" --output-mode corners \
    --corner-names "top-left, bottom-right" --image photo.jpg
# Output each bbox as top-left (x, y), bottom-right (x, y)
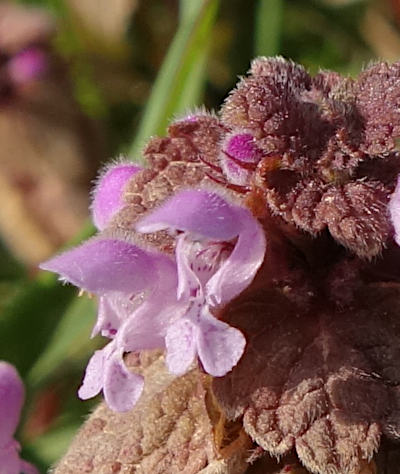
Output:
top-left (0, 239), bottom-right (27, 314)
top-left (0, 238), bottom-right (26, 281)
top-left (27, 295), bottom-right (97, 389)
top-left (255, 0), bottom-right (283, 57)
top-left (129, 0), bottom-right (220, 158)
top-left (0, 274), bottom-right (77, 377)
top-left (0, 218), bottom-right (95, 375)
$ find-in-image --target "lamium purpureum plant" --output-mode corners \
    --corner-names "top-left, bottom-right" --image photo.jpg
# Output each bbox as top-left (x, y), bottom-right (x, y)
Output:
top-left (41, 57), bottom-right (400, 473)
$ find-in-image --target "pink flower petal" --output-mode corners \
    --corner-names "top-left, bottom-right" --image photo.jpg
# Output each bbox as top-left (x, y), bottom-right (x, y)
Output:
top-left (390, 176), bottom-right (400, 246)
top-left (91, 296), bottom-right (120, 338)
top-left (92, 163), bottom-right (141, 230)
top-left (165, 318), bottom-right (197, 376)
top-left (92, 293), bottom-right (137, 338)
top-left (0, 362), bottom-right (24, 446)
top-left (136, 190), bottom-right (242, 240)
top-left (117, 299), bottom-right (177, 352)
top-left (196, 310), bottom-right (246, 377)
top-left (206, 210), bottom-right (266, 305)
top-left (40, 238), bottom-right (158, 294)
top-left (20, 459), bottom-right (39, 474)
top-left (78, 349), bottom-right (106, 400)
top-left (137, 189), bottom-right (266, 305)
top-left (103, 350), bottom-right (144, 412)
top-left (221, 158), bottom-right (251, 186)
top-left (116, 252), bottom-right (182, 347)
top-left (0, 440), bottom-right (20, 474)
top-left (175, 235), bottom-right (203, 300)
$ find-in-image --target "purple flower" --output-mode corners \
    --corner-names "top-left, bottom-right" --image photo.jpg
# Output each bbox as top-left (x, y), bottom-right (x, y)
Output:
top-left (136, 189), bottom-right (266, 377)
top-left (40, 238), bottom-right (179, 412)
top-left (41, 163), bottom-right (171, 412)
top-left (91, 162), bottom-right (141, 231)
top-left (40, 164), bottom-right (266, 410)
top-left (7, 47), bottom-right (47, 85)
top-left (0, 362), bottom-right (38, 474)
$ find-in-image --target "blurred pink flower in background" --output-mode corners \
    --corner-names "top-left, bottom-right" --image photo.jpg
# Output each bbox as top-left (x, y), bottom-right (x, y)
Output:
top-left (0, 362), bottom-right (38, 474)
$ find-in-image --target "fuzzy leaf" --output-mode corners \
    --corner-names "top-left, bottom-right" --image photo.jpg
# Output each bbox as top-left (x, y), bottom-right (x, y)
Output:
top-left (213, 282), bottom-right (400, 474)
top-left (54, 351), bottom-right (251, 474)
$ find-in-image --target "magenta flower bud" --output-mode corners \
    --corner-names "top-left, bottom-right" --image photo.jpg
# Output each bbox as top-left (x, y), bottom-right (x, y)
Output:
top-left (91, 162), bottom-right (142, 230)
top-left (220, 131), bottom-right (263, 185)
top-left (7, 47), bottom-right (47, 85)
top-left (225, 132), bottom-right (262, 161)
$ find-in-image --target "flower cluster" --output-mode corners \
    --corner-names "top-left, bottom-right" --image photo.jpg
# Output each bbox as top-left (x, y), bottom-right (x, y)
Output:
top-left (41, 162), bottom-right (266, 412)
top-left (42, 58), bottom-right (400, 474)
top-left (0, 362), bottom-right (38, 474)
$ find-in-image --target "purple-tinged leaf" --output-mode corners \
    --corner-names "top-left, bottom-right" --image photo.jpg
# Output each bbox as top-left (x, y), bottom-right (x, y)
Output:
top-left (54, 351), bottom-right (251, 474)
top-left (213, 282), bottom-right (400, 474)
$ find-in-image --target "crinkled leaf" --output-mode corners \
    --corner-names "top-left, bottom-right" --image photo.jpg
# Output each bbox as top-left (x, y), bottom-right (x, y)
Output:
top-left (213, 283), bottom-right (400, 474)
top-left (54, 351), bottom-right (251, 474)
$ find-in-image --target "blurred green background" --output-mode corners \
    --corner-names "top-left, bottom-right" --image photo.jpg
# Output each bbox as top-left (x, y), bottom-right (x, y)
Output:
top-left (0, 0), bottom-right (398, 471)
